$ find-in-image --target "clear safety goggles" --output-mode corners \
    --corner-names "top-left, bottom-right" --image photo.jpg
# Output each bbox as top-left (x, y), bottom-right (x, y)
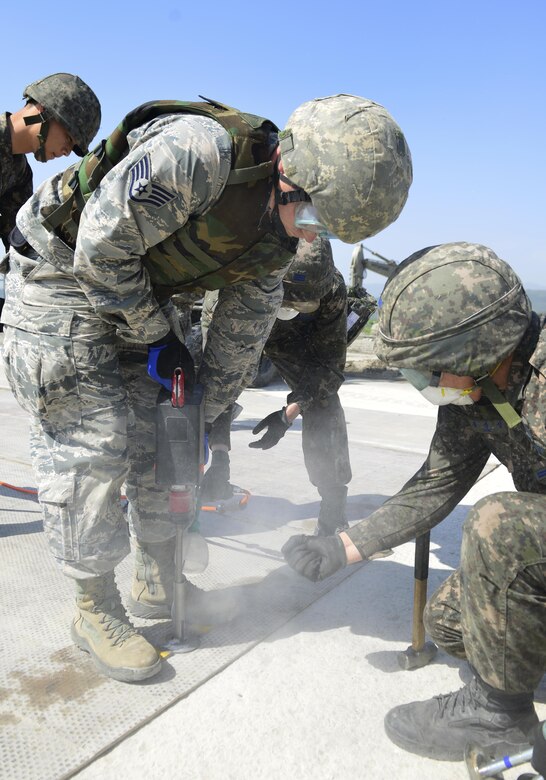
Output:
top-left (293, 202), bottom-right (337, 239)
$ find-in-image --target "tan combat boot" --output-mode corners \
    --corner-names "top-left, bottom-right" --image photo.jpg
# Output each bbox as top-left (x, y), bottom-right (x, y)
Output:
top-left (71, 571), bottom-right (161, 682)
top-left (128, 539), bottom-right (174, 619)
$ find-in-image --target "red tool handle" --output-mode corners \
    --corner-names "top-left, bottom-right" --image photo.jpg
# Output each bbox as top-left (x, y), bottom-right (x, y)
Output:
top-left (171, 367), bottom-right (184, 407)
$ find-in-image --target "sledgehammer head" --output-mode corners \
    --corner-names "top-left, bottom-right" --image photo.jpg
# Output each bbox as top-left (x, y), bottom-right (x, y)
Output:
top-left (464, 743), bottom-right (490, 779)
top-left (397, 640), bottom-right (438, 670)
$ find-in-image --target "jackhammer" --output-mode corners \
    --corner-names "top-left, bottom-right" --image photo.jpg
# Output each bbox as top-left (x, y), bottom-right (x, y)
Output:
top-left (155, 366), bottom-right (205, 653)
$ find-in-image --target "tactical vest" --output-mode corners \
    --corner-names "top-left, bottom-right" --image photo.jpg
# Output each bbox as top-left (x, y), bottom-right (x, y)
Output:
top-left (40, 99), bottom-right (296, 298)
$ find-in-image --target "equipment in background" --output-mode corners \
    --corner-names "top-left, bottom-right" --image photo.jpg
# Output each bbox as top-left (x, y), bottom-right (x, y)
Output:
top-left (349, 243), bottom-right (398, 286)
top-left (346, 286), bottom-right (377, 346)
top-left (155, 368), bottom-right (204, 653)
top-left (347, 243), bottom-right (398, 346)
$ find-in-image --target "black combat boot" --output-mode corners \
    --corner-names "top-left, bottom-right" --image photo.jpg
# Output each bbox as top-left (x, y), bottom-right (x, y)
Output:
top-left (200, 450), bottom-right (234, 501)
top-left (315, 485), bottom-right (349, 536)
top-left (384, 673), bottom-right (538, 761)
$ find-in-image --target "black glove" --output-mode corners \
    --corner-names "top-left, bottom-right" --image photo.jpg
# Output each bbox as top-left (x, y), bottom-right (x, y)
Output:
top-left (249, 408), bottom-right (291, 450)
top-left (147, 330), bottom-right (195, 391)
top-left (200, 450), bottom-right (233, 501)
top-left (281, 534), bottom-right (347, 581)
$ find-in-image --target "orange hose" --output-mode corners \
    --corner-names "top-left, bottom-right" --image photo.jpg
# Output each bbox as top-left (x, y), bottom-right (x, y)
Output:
top-left (0, 481), bottom-right (38, 496)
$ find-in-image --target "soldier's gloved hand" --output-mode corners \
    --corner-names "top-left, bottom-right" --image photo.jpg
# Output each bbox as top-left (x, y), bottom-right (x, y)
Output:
top-left (281, 534), bottom-right (347, 581)
top-left (147, 330), bottom-right (195, 391)
top-left (200, 450), bottom-right (233, 501)
top-left (249, 408), bottom-right (291, 450)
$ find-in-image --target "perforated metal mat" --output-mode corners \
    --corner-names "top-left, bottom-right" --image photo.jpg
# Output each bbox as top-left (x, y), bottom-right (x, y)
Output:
top-left (0, 441), bottom-right (429, 780)
top-left (0, 365), bottom-right (441, 780)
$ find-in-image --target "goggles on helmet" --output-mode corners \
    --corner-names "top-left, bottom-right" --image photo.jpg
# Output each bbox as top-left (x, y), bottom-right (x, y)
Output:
top-left (294, 203), bottom-right (337, 239)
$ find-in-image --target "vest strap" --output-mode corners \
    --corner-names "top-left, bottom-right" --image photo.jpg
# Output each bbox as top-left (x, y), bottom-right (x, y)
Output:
top-left (478, 375), bottom-right (522, 429)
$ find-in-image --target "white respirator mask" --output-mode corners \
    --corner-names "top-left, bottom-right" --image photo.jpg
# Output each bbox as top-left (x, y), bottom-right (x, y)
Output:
top-left (419, 385), bottom-right (475, 406)
top-left (401, 369), bottom-right (475, 406)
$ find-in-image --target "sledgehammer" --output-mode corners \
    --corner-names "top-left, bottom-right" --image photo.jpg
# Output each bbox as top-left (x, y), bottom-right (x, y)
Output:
top-left (397, 530), bottom-right (438, 670)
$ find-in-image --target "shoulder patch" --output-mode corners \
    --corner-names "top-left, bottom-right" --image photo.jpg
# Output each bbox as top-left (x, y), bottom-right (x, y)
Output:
top-left (128, 153), bottom-right (176, 208)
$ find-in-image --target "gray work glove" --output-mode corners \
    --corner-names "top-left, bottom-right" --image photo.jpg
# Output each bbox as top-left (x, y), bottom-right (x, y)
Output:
top-left (281, 534), bottom-right (347, 581)
top-left (249, 408), bottom-right (291, 450)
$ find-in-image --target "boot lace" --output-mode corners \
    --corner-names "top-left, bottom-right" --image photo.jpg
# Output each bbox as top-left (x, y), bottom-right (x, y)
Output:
top-left (94, 602), bottom-right (137, 647)
top-left (434, 685), bottom-right (477, 718)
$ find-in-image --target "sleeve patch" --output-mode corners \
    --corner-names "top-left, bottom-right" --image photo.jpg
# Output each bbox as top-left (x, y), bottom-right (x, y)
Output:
top-left (128, 153), bottom-right (177, 208)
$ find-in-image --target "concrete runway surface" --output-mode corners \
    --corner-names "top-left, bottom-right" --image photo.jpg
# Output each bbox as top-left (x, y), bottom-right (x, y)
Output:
top-left (0, 351), bottom-right (543, 780)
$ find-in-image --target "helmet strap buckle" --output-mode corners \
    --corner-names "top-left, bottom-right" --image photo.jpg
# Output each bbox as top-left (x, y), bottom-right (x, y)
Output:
top-left (274, 187), bottom-right (311, 206)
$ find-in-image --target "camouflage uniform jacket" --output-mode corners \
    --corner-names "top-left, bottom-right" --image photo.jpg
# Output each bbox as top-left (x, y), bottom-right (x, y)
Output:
top-left (0, 113), bottom-right (33, 250)
top-left (347, 312), bottom-right (546, 558)
top-left (265, 269), bottom-right (347, 411)
top-left (2, 113), bottom-right (293, 421)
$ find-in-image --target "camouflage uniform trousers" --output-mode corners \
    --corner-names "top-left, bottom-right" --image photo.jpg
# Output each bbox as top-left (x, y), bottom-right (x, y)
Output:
top-left (263, 280), bottom-right (351, 491)
top-left (2, 316), bottom-right (182, 579)
top-left (424, 491), bottom-right (546, 694)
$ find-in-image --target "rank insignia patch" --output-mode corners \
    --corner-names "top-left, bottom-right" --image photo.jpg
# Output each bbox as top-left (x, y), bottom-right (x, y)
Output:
top-left (128, 154), bottom-right (176, 208)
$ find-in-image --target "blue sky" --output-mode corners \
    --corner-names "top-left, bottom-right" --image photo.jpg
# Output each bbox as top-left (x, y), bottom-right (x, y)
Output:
top-left (4, 0), bottom-right (544, 290)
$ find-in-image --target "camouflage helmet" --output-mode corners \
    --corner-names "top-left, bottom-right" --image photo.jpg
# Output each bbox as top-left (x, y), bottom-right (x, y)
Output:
top-left (375, 242), bottom-right (532, 376)
top-left (283, 238), bottom-right (335, 303)
top-left (23, 73), bottom-right (101, 156)
top-left (279, 94), bottom-right (412, 244)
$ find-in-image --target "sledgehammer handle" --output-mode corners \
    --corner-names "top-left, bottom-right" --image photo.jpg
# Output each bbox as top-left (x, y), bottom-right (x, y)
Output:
top-left (412, 531), bottom-right (430, 651)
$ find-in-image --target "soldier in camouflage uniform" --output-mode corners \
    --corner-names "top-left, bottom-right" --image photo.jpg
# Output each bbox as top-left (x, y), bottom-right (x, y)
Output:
top-left (250, 238), bottom-right (354, 535)
top-left (0, 73), bottom-right (101, 324)
top-left (1, 94), bottom-right (412, 682)
top-left (200, 238), bottom-right (374, 536)
top-left (282, 242), bottom-right (545, 760)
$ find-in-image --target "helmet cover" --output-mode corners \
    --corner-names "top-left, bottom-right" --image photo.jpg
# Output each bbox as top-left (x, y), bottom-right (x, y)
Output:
top-left (375, 242), bottom-right (532, 375)
top-left (24, 72), bottom-right (101, 156)
top-left (279, 94), bottom-right (412, 243)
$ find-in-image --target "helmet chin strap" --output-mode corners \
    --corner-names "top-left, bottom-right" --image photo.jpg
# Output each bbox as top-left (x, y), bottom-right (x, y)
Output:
top-left (274, 167), bottom-right (311, 206)
top-left (476, 374), bottom-right (522, 428)
top-left (23, 110), bottom-right (50, 162)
